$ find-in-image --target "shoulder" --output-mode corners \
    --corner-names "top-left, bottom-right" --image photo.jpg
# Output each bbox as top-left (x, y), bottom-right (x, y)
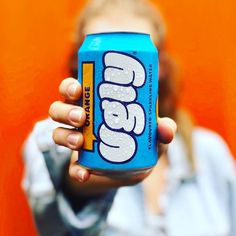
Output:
top-left (193, 127), bottom-right (235, 179)
top-left (193, 127), bottom-right (227, 146)
top-left (193, 127), bottom-right (232, 157)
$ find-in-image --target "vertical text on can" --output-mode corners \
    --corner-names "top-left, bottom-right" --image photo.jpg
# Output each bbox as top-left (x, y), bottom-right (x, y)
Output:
top-left (78, 32), bottom-right (158, 176)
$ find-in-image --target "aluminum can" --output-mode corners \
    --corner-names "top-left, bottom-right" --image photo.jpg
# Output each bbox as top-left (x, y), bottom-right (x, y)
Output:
top-left (78, 32), bottom-right (158, 176)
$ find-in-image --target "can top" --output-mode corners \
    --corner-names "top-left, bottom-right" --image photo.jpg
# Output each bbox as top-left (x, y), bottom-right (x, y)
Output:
top-left (80, 31), bottom-right (156, 52)
top-left (86, 31), bottom-right (150, 37)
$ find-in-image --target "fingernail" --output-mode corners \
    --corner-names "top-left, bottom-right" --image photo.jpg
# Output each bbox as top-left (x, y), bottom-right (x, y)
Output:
top-left (69, 109), bottom-right (82, 123)
top-left (67, 134), bottom-right (79, 147)
top-left (67, 83), bottom-right (77, 97)
top-left (77, 169), bottom-right (85, 182)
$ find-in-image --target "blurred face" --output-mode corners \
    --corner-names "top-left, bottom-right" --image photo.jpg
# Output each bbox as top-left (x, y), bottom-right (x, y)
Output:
top-left (72, 11), bottom-right (177, 118)
top-left (83, 12), bottom-right (157, 42)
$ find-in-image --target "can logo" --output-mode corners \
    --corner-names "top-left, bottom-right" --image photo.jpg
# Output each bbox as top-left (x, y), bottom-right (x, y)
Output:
top-left (95, 51), bottom-right (145, 163)
top-left (82, 52), bottom-right (147, 163)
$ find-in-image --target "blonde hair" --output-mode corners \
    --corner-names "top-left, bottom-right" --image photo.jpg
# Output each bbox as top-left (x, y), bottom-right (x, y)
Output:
top-left (70, 0), bottom-right (195, 172)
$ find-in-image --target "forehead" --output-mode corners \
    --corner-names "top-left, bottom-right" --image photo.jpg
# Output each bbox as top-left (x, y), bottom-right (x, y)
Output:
top-left (83, 13), bottom-right (157, 42)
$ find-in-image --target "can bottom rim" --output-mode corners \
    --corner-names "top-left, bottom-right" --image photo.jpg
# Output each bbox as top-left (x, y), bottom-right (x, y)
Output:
top-left (81, 166), bottom-right (153, 178)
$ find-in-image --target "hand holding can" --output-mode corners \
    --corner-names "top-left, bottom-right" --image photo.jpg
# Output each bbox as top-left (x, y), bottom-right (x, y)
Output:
top-left (49, 77), bottom-right (176, 186)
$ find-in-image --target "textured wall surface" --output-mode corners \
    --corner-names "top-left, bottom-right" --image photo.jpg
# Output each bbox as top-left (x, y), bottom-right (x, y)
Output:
top-left (0, 0), bottom-right (235, 234)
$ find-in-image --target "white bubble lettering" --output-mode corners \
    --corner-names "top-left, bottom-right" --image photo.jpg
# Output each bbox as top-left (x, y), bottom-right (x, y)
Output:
top-left (125, 104), bottom-right (145, 134)
top-left (98, 52), bottom-right (146, 162)
top-left (104, 52), bottom-right (145, 87)
top-left (99, 83), bottom-right (136, 102)
top-left (99, 124), bottom-right (135, 163)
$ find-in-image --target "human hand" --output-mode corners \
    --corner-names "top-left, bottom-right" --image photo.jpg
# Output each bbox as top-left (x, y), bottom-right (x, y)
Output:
top-left (49, 78), bottom-right (176, 193)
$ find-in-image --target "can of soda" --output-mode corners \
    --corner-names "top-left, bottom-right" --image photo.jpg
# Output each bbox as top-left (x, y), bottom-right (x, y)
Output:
top-left (78, 32), bottom-right (158, 176)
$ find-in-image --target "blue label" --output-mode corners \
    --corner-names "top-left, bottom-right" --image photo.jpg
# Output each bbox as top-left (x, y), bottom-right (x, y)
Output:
top-left (78, 32), bottom-right (158, 171)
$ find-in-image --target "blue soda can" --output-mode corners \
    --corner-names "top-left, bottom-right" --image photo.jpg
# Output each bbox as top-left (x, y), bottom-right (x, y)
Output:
top-left (78, 32), bottom-right (158, 176)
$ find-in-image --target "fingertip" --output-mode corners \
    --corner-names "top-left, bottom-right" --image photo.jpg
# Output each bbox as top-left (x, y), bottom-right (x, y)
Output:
top-left (59, 78), bottom-right (82, 100)
top-left (76, 168), bottom-right (90, 183)
top-left (158, 117), bottom-right (177, 134)
top-left (158, 117), bottom-right (177, 144)
top-left (67, 82), bottom-right (82, 100)
top-left (48, 101), bottom-right (57, 118)
top-left (158, 124), bottom-right (173, 144)
top-left (68, 107), bottom-right (86, 127)
top-left (67, 83), bottom-right (78, 97)
top-left (70, 166), bottom-right (90, 183)
top-left (162, 117), bottom-right (177, 134)
top-left (67, 132), bottom-right (84, 150)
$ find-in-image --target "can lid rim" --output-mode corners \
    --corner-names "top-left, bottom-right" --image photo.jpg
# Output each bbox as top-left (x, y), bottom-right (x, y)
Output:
top-left (86, 31), bottom-right (150, 37)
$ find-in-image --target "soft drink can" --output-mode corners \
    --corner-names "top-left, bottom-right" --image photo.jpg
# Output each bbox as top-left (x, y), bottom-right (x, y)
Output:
top-left (78, 32), bottom-right (158, 176)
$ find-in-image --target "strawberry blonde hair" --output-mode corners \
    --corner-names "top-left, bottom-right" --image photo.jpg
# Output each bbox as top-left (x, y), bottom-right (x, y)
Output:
top-left (75, 0), bottom-right (166, 47)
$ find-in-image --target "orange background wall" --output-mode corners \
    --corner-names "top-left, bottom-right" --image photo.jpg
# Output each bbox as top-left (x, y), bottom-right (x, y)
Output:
top-left (0, 0), bottom-right (235, 235)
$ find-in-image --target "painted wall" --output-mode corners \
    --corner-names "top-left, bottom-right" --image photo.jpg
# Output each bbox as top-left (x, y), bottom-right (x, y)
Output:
top-left (0, 0), bottom-right (235, 234)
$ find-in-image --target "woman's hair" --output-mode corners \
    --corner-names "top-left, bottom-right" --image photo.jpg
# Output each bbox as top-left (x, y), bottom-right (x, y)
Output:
top-left (75, 0), bottom-right (166, 47)
top-left (69, 0), bottom-right (195, 171)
